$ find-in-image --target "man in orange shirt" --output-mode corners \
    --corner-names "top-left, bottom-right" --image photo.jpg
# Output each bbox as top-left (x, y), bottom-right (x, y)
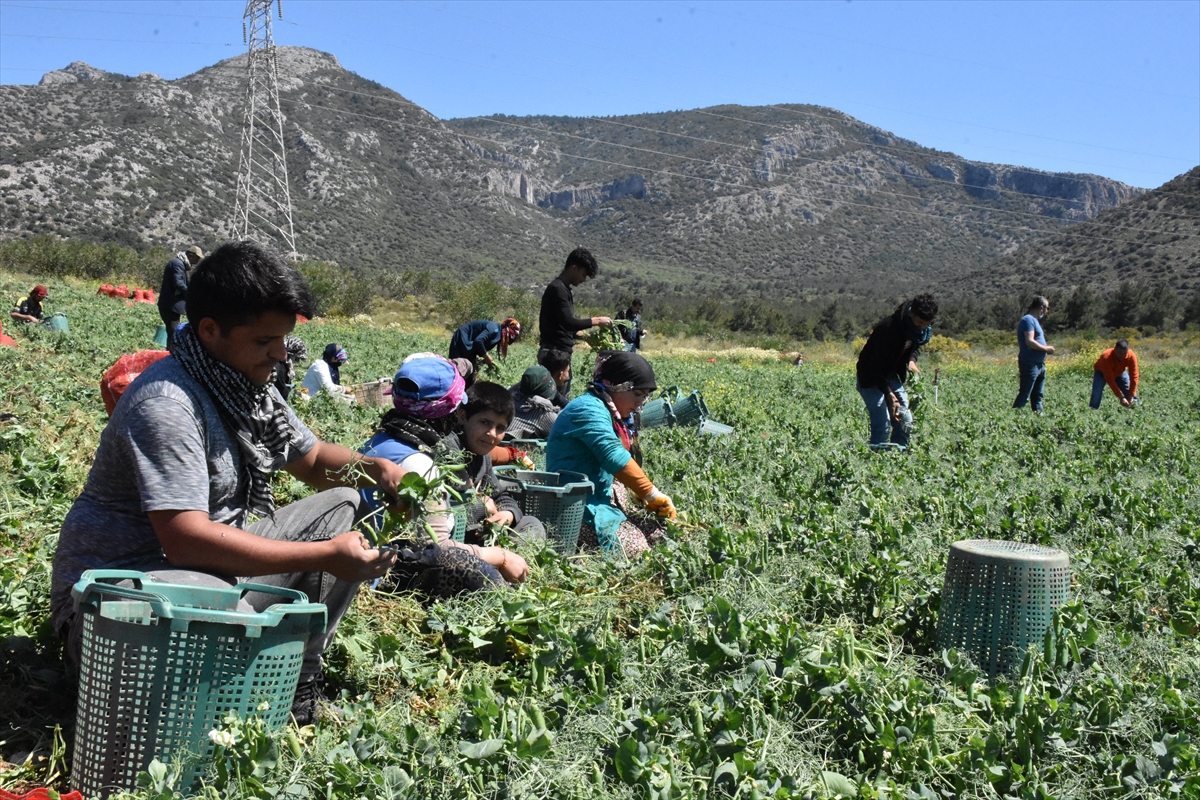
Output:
top-left (1090, 338), bottom-right (1138, 409)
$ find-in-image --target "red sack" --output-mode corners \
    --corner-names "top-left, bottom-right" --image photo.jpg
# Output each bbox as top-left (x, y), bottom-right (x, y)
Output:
top-left (144, 288), bottom-right (156, 303)
top-left (0, 320), bottom-right (15, 348)
top-left (101, 350), bottom-right (169, 416)
top-left (98, 283), bottom-right (113, 296)
top-left (132, 288), bottom-right (145, 302)
top-left (115, 285), bottom-right (129, 299)
top-left (0, 790), bottom-right (84, 800)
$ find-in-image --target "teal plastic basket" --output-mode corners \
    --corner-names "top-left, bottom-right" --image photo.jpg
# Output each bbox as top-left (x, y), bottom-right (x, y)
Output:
top-left (937, 540), bottom-right (1070, 678)
top-left (152, 324), bottom-right (168, 348)
top-left (670, 390), bottom-right (708, 426)
top-left (495, 469), bottom-right (593, 554)
top-left (42, 312), bottom-right (69, 333)
top-left (698, 419), bottom-right (734, 436)
top-left (508, 438), bottom-right (547, 470)
top-left (70, 570), bottom-right (327, 798)
top-left (638, 397), bottom-right (674, 429)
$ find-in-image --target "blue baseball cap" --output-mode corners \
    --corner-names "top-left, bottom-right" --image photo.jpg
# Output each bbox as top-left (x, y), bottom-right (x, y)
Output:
top-left (393, 356), bottom-right (456, 399)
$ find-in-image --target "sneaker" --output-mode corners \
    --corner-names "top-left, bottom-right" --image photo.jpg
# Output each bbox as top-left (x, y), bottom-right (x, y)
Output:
top-left (290, 672), bottom-right (325, 726)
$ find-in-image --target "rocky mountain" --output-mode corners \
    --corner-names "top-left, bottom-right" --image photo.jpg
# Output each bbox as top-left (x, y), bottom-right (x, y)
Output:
top-left (961, 166), bottom-right (1200, 298)
top-left (0, 47), bottom-right (1154, 304)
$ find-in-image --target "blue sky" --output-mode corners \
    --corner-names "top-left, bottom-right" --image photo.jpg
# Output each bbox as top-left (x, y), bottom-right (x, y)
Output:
top-left (2, 0), bottom-right (1196, 189)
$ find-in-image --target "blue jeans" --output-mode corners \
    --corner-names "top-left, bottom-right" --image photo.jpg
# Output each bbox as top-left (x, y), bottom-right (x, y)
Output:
top-left (858, 379), bottom-right (909, 449)
top-left (1089, 370), bottom-right (1133, 409)
top-left (1013, 360), bottom-right (1046, 411)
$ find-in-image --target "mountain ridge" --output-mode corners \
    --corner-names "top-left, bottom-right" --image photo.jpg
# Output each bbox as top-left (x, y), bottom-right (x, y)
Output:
top-left (0, 46), bottom-right (1171, 306)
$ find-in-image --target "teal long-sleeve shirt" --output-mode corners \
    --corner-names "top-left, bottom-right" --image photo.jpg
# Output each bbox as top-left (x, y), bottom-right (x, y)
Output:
top-left (546, 392), bottom-right (631, 530)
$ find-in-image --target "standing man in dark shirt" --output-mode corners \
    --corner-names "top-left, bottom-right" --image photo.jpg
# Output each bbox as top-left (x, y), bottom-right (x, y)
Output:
top-left (11, 285), bottom-right (48, 324)
top-left (538, 248), bottom-right (611, 396)
top-left (158, 245), bottom-right (204, 351)
top-left (855, 294), bottom-right (937, 452)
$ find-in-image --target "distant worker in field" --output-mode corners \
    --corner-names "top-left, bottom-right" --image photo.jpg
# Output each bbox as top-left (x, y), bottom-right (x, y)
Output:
top-left (539, 248), bottom-right (612, 395)
top-left (537, 348), bottom-right (573, 408)
top-left (302, 342), bottom-right (352, 401)
top-left (855, 294), bottom-right (938, 451)
top-left (1012, 295), bottom-right (1055, 413)
top-left (1090, 338), bottom-right (1139, 409)
top-left (616, 298), bottom-right (647, 352)
top-left (506, 365), bottom-right (561, 440)
top-left (448, 317), bottom-right (521, 372)
top-left (158, 245), bottom-right (204, 351)
top-left (10, 284), bottom-right (48, 324)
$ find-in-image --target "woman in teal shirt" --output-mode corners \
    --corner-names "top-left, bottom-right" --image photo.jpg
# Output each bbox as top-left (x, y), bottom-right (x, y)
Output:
top-left (546, 351), bottom-right (677, 558)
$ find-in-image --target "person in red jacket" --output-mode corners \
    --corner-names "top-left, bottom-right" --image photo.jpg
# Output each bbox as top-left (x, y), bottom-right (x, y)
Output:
top-left (1090, 338), bottom-right (1139, 409)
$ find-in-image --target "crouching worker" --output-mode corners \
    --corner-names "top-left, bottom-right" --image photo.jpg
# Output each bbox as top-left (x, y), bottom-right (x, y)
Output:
top-left (358, 356), bottom-right (531, 597)
top-left (442, 381), bottom-right (547, 544)
top-left (50, 241), bottom-right (402, 725)
top-left (1090, 339), bottom-right (1139, 409)
top-left (546, 351), bottom-right (676, 559)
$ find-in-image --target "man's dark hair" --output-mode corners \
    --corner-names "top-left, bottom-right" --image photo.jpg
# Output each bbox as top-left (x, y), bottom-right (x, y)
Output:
top-left (186, 240), bottom-right (316, 334)
top-left (538, 348), bottom-right (572, 376)
top-left (631, 297), bottom-right (643, 308)
top-left (909, 293), bottom-right (939, 321)
top-left (462, 381), bottom-right (514, 424)
top-left (564, 248), bottom-right (598, 278)
top-left (1028, 295), bottom-right (1049, 313)
top-left (1115, 338), bottom-right (1130, 351)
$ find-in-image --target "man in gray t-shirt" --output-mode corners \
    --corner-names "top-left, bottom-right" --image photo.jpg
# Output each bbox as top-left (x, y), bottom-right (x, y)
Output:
top-left (52, 241), bottom-right (404, 725)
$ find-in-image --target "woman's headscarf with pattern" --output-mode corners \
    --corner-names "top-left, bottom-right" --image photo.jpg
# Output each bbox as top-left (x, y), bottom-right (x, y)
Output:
top-left (499, 318), bottom-right (521, 359)
top-left (391, 355), bottom-right (465, 419)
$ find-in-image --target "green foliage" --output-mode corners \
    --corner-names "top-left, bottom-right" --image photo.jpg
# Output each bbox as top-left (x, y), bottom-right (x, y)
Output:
top-left (2, 279), bottom-right (1199, 798)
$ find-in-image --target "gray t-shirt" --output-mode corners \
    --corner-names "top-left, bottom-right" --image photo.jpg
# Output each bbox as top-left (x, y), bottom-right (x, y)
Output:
top-left (50, 356), bottom-right (317, 628)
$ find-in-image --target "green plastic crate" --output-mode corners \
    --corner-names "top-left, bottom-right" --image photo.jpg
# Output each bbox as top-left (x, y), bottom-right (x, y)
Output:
top-left (152, 324), bottom-right (168, 348)
top-left (70, 570), bottom-right (327, 798)
top-left (494, 469), bottom-right (593, 555)
top-left (450, 500), bottom-right (468, 543)
top-left (937, 540), bottom-right (1070, 678)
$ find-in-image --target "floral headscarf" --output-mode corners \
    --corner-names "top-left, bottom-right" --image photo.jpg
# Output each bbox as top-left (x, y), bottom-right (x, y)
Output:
top-left (499, 318), bottom-right (521, 359)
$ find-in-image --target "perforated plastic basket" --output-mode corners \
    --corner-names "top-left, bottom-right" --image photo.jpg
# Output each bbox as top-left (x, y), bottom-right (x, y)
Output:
top-left (698, 419), bottom-right (734, 436)
top-left (937, 540), bottom-right (1070, 678)
top-left (638, 398), bottom-right (674, 429)
top-left (670, 390), bottom-right (709, 426)
top-left (494, 469), bottom-right (593, 555)
top-left (70, 570), bottom-right (327, 798)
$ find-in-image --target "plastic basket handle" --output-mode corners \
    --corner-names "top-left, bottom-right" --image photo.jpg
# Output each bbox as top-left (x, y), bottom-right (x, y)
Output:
top-left (73, 581), bottom-right (175, 617)
top-left (233, 582), bottom-right (312, 605)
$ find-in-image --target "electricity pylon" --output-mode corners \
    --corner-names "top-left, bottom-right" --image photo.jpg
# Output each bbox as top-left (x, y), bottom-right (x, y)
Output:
top-left (229, 0), bottom-right (297, 259)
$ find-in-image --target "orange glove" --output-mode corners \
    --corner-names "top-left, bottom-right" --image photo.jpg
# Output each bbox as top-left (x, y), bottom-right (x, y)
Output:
top-left (614, 459), bottom-right (677, 520)
top-left (644, 489), bottom-right (677, 520)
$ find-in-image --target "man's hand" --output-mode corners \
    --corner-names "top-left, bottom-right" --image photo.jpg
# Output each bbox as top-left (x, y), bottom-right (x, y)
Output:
top-left (325, 530), bottom-right (397, 582)
top-left (907, 361), bottom-right (921, 377)
top-left (1120, 396), bottom-right (1133, 408)
top-left (372, 457), bottom-right (408, 504)
top-left (592, 316), bottom-right (613, 328)
top-left (1045, 344), bottom-right (1056, 354)
top-left (886, 392), bottom-right (902, 422)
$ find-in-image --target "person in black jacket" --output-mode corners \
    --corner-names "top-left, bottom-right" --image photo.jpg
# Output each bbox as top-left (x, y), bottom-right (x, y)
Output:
top-left (157, 245), bottom-right (203, 351)
top-left (538, 248), bottom-right (611, 395)
top-left (855, 294), bottom-right (938, 451)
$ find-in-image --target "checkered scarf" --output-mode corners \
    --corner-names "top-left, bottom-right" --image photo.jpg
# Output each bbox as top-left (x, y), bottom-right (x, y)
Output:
top-left (172, 323), bottom-right (295, 519)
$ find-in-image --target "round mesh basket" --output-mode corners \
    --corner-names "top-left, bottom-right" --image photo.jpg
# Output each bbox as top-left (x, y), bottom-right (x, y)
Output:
top-left (937, 539), bottom-right (1070, 678)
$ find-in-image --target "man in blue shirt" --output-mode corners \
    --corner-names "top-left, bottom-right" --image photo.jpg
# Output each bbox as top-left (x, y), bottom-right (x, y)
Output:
top-left (1013, 295), bottom-right (1055, 412)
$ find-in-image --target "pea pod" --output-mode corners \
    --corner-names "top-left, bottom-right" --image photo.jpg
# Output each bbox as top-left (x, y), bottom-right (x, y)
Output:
top-left (284, 727), bottom-right (302, 759)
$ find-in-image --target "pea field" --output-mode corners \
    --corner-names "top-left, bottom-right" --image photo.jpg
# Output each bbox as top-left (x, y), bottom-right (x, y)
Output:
top-left (1, 278), bottom-right (1199, 799)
